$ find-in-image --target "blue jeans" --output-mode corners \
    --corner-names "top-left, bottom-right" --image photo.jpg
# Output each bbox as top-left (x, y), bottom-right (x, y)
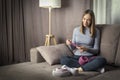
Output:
top-left (60, 55), bottom-right (107, 71)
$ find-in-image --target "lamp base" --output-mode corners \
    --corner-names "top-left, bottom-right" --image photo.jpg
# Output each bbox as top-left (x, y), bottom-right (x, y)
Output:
top-left (44, 34), bottom-right (57, 46)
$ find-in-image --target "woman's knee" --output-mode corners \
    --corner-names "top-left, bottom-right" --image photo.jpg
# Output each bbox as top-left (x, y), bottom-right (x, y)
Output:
top-left (60, 56), bottom-right (70, 65)
top-left (95, 56), bottom-right (107, 65)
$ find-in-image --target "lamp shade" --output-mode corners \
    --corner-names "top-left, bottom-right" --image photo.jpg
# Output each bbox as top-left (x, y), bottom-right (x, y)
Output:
top-left (39, 0), bottom-right (61, 8)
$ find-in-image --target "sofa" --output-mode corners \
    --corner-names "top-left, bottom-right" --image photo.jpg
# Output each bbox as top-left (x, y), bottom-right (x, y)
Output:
top-left (30, 24), bottom-right (120, 80)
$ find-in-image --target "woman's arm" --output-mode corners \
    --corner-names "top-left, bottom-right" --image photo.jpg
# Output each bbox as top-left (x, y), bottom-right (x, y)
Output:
top-left (87, 28), bottom-right (100, 55)
top-left (67, 28), bottom-right (77, 50)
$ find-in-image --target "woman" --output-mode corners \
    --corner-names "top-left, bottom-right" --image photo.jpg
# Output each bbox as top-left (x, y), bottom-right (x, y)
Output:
top-left (60, 9), bottom-right (106, 75)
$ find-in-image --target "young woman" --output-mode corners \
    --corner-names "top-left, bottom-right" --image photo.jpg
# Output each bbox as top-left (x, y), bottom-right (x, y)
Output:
top-left (60, 9), bottom-right (106, 75)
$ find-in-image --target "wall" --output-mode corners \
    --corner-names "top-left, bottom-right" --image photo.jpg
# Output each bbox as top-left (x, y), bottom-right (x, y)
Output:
top-left (24, 0), bottom-right (91, 46)
top-left (38, 0), bottom-right (91, 44)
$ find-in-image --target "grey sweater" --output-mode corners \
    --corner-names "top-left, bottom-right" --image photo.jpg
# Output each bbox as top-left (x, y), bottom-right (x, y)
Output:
top-left (70, 26), bottom-right (100, 56)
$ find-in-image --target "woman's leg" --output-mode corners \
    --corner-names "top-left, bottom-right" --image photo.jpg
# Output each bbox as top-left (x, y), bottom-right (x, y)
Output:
top-left (60, 55), bottom-right (80, 68)
top-left (81, 56), bottom-right (107, 71)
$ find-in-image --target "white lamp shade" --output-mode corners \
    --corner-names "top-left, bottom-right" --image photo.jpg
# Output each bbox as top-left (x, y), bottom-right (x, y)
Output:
top-left (39, 0), bottom-right (61, 8)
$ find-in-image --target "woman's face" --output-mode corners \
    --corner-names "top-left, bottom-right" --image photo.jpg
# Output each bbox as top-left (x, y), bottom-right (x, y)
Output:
top-left (82, 14), bottom-right (92, 27)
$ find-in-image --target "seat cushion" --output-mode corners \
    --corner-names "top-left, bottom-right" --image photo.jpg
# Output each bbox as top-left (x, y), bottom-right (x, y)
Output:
top-left (115, 36), bottom-right (120, 66)
top-left (0, 62), bottom-right (99, 80)
top-left (87, 69), bottom-right (120, 80)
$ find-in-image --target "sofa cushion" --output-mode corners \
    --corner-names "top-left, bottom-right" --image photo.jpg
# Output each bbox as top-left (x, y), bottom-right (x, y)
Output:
top-left (30, 48), bottom-right (45, 63)
top-left (0, 62), bottom-right (99, 80)
top-left (34, 62), bottom-right (99, 80)
top-left (87, 69), bottom-right (120, 80)
top-left (99, 25), bottom-right (120, 64)
top-left (115, 36), bottom-right (120, 66)
top-left (36, 44), bottom-right (73, 65)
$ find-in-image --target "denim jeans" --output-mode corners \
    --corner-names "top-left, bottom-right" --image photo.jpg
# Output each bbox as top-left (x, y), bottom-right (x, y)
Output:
top-left (60, 55), bottom-right (107, 71)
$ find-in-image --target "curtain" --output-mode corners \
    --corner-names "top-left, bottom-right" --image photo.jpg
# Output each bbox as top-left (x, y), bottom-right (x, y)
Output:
top-left (0, 0), bottom-right (26, 65)
top-left (93, 0), bottom-right (111, 24)
top-left (0, 0), bottom-right (56, 66)
top-left (0, 0), bottom-right (43, 66)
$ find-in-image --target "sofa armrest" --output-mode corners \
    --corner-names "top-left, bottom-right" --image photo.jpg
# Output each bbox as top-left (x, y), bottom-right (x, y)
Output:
top-left (30, 48), bottom-right (45, 63)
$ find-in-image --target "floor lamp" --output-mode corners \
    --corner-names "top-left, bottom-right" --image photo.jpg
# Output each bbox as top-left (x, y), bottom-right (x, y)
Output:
top-left (39, 0), bottom-right (61, 46)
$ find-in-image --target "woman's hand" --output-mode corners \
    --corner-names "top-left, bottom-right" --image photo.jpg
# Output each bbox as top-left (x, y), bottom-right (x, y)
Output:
top-left (66, 39), bottom-right (71, 45)
top-left (76, 46), bottom-right (88, 53)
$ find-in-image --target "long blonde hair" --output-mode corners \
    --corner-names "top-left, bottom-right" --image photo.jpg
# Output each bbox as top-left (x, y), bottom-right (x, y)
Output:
top-left (80, 9), bottom-right (95, 37)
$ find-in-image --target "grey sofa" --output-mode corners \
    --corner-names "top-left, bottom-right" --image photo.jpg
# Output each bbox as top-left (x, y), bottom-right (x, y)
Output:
top-left (30, 24), bottom-right (120, 80)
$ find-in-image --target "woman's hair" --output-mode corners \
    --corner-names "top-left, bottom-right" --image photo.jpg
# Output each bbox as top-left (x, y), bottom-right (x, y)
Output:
top-left (80, 9), bottom-right (95, 37)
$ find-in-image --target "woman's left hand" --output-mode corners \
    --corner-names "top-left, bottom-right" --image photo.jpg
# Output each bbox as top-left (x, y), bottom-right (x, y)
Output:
top-left (76, 46), bottom-right (88, 53)
top-left (81, 46), bottom-right (88, 51)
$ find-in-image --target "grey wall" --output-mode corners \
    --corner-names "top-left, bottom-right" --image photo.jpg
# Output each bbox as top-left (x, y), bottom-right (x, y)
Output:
top-left (38, 0), bottom-right (91, 44)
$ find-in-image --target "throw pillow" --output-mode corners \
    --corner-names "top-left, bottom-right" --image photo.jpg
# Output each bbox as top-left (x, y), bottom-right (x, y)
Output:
top-left (36, 44), bottom-right (73, 65)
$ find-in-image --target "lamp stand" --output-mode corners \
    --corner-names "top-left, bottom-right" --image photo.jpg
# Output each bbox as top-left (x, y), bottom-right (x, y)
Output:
top-left (45, 34), bottom-right (57, 46)
top-left (44, 7), bottom-right (57, 46)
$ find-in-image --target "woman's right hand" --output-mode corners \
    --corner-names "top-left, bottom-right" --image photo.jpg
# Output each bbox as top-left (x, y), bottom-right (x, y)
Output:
top-left (66, 39), bottom-right (72, 45)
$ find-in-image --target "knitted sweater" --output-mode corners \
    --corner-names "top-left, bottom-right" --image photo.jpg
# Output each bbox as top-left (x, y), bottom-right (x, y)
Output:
top-left (69, 26), bottom-right (100, 56)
